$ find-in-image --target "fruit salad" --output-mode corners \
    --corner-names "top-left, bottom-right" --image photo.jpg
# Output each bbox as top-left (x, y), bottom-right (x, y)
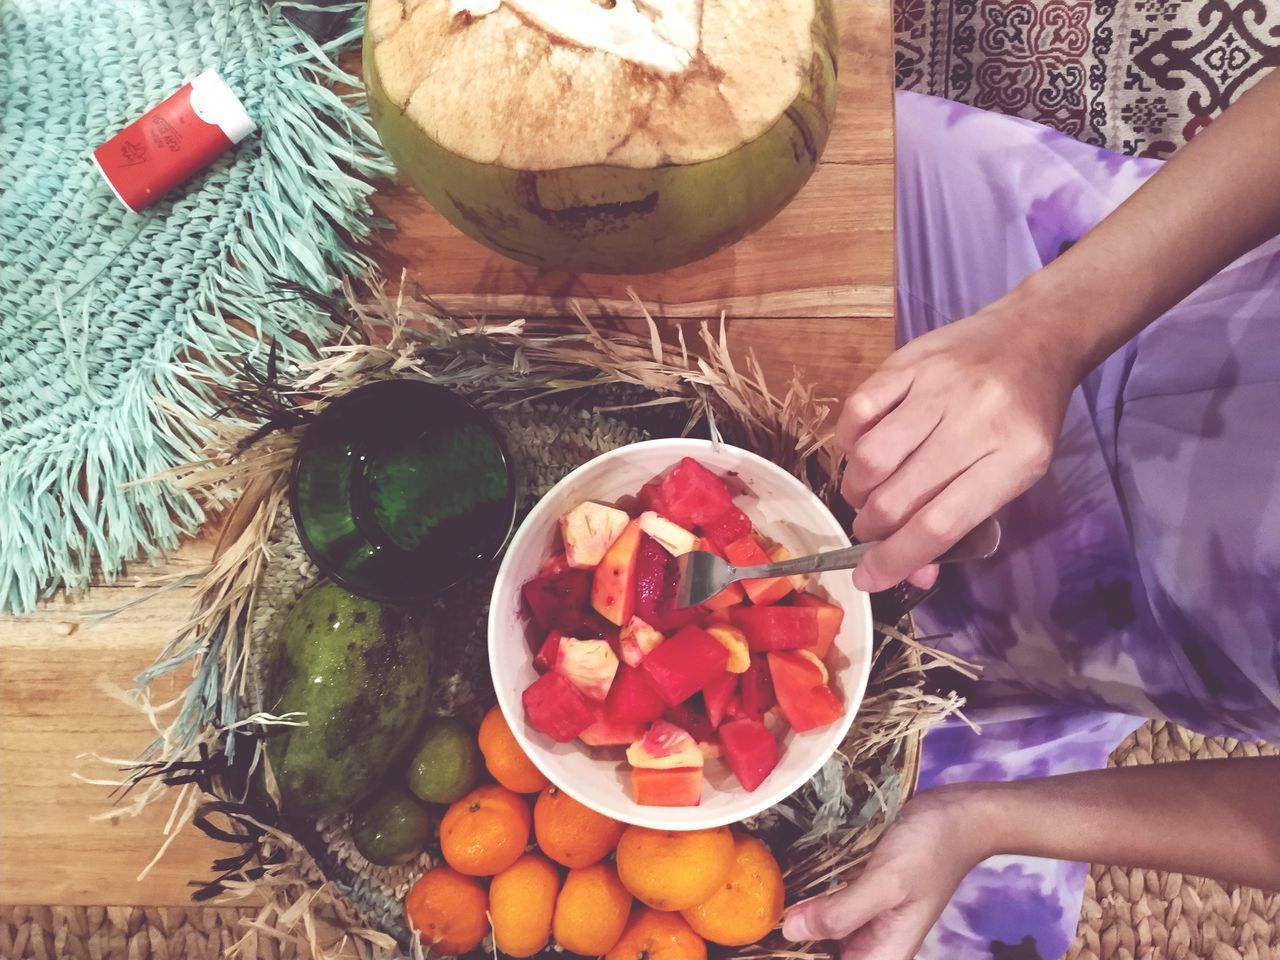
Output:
top-left (518, 457), bottom-right (847, 807)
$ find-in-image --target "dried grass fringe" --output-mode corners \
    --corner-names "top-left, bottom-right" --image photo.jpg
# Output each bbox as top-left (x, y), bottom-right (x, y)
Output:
top-left (96, 279), bottom-right (970, 960)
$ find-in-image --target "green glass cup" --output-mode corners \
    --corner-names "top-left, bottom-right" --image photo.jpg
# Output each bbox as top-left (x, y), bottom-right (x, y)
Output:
top-left (289, 380), bottom-right (516, 605)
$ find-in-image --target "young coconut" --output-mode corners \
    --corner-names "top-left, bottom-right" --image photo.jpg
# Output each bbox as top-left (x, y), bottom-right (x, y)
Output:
top-left (364, 0), bottom-right (838, 274)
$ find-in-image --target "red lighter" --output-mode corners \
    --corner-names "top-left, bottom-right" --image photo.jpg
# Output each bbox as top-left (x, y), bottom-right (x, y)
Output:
top-left (93, 68), bottom-right (255, 212)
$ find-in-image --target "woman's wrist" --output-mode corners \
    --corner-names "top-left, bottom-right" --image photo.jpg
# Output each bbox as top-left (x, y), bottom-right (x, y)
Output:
top-left (911, 782), bottom-right (1012, 868)
top-left (989, 268), bottom-right (1119, 384)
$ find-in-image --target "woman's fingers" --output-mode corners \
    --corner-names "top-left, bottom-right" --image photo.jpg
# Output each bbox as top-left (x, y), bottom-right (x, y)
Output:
top-left (906, 563), bottom-right (939, 590)
top-left (851, 418), bottom-right (976, 542)
top-left (840, 393), bottom-right (942, 509)
top-left (835, 367), bottom-right (913, 455)
top-left (851, 455), bottom-right (1012, 593)
top-left (782, 878), bottom-right (906, 943)
top-left (839, 903), bottom-right (935, 960)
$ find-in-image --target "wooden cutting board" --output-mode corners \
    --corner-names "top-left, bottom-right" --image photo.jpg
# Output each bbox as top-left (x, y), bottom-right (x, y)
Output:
top-left (0, 0), bottom-right (895, 906)
top-left (370, 0), bottom-right (897, 400)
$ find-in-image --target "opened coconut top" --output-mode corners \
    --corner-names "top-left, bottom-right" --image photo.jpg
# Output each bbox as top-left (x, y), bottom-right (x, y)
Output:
top-left (367, 0), bottom-right (817, 170)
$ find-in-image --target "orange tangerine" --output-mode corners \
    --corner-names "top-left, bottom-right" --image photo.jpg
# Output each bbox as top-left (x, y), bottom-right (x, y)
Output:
top-left (479, 705), bottom-right (550, 794)
top-left (552, 863), bottom-right (633, 956)
top-left (404, 867), bottom-right (488, 955)
top-left (681, 835), bottom-right (784, 946)
top-left (490, 853), bottom-right (561, 958)
top-left (606, 909), bottom-right (707, 960)
top-left (534, 786), bottom-right (626, 868)
top-left (439, 784), bottom-right (531, 877)
top-left (615, 825), bottom-right (735, 911)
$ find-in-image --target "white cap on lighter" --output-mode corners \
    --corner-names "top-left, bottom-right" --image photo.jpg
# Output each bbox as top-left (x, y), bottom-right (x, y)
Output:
top-left (190, 68), bottom-right (256, 143)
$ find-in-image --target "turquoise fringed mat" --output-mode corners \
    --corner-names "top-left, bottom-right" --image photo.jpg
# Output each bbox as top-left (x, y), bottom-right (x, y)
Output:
top-left (0, 0), bottom-right (392, 613)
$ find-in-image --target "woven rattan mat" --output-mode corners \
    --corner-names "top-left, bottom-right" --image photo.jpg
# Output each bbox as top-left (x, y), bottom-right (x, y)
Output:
top-left (4, 721), bottom-right (1275, 960)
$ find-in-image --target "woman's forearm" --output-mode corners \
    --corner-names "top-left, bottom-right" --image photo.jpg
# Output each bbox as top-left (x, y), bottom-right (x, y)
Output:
top-left (1011, 68), bottom-right (1280, 380)
top-left (959, 759), bottom-right (1280, 891)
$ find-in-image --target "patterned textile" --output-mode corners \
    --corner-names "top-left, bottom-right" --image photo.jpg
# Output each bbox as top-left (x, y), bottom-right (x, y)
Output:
top-left (894, 0), bottom-right (1280, 157)
top-left (895, 89), bottom-right (1280, 958)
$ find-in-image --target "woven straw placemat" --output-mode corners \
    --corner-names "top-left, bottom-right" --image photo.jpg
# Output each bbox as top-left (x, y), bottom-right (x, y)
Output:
top-left (1066, 722), bottom-right (1280, 960)
top-left (4, 720), bottom-right (1274, 960)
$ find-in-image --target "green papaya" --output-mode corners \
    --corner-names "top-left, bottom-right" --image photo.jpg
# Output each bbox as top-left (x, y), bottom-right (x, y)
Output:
top-left (263, 581), bottom-right (434, 817)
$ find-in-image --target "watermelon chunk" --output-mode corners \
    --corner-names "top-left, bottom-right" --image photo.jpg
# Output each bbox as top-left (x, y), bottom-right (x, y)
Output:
top-left (630, 766), bottom-right (702, 807)
top-left (533, 629), bottom-right (564, 673)
top-left (553, 608), bottom-right (616, 639)
top-left (523, 671), bottom-right (596, 742)
top-left (638, 479), bottom-right (670, 516)
top-left (651, 606), bottom-right (701, 634)
top-left (580, 710), bottom-right (647, 747)
top-left (792, 593), bottom-right (845, 659)
top-left (768, 652), bottom-right (844, 732)
top-left (523, 570), bottom-right (592, 632)
top-left (591, 520), bottom-right (643, 626)
top-left (736, 657), bottom-right (777, 719)
top-left (730, 606), bottom-right (822, 653)
top-left (700, 506), bottom-right (752, 551)
top-left (640, 625), bottom-right (731, 706)
top-left (724, 535), bottom-right (793, 606)
top-left (634, 534), bottom-right (700, 633)
top-left (719, 718), bottom-right (779, 791)
top-left (605, 665), bottom-right (667, 725)
top-left (653, 458), bottom-right (735, 528)
top-left (702, 671), bottom-right (738, 728)
top-left (662, 704), bottom-right (714, 745)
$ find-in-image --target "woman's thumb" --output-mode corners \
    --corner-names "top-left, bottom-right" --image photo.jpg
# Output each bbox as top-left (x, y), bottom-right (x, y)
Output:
top-left (782, 877), bottom-right (901, 943)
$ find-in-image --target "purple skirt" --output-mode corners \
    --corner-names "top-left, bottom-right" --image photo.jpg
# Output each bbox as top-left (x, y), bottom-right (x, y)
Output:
top-left (896, 91), bottom-right (1280, 959)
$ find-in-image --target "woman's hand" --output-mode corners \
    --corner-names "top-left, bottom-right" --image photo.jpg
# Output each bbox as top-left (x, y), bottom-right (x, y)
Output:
top-left (838, 293), bottom-right (1080, 593)
top-left (840, 69), bottom-right (1280, 595)
top-left (781, 787), bottom-right (992, 960)
top-left (783, 761), bottom-right (1280, 960)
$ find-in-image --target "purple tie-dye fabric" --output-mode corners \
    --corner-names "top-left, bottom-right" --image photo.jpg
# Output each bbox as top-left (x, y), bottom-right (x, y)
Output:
top-left (893, 91), bottom-right (1280, 960)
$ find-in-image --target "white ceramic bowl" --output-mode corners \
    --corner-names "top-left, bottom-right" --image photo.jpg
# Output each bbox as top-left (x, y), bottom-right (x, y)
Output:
top-left (488, 438), bottom-right (872, 830)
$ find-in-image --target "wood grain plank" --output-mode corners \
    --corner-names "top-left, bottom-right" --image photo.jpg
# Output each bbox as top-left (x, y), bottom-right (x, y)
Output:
top-left (0, 567), bottom-right (230, 906)
top-left (375, 161), bottom-right (894, 320)
top-left (370, 0), bottom-right (895, 320)
top-left (0, 0), bottom-right (895, 908)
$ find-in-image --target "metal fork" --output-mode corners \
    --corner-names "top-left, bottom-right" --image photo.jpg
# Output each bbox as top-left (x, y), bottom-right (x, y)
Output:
top-left (675, 517), bottom-right (1003, 607)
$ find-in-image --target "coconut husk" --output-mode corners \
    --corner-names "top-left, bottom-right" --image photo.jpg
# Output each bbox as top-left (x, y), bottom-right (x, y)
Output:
top-left (93, 278), bottom-right (969, 960)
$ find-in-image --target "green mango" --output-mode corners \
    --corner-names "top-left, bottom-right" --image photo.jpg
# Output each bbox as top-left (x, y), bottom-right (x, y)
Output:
top-left (351, 784), bottom-right (434, 866)
top-left (263, 581), bottom-right (433, 818)
top-left (363, 0), bottom-right (838, 275)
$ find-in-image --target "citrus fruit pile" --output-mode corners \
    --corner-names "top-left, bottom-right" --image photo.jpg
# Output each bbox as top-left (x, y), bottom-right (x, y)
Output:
top-left (403, 707), bottom-right (786, 958)
top-left (518, 457), bottom-right (848, 806)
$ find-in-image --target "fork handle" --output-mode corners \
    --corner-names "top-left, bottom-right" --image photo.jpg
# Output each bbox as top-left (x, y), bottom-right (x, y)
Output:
top-left (734, 543), bottom-right (875, 580)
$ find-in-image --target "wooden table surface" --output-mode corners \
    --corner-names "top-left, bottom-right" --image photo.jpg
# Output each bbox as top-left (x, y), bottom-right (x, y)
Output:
top-left (0, 1), bottom-right (895, 907)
